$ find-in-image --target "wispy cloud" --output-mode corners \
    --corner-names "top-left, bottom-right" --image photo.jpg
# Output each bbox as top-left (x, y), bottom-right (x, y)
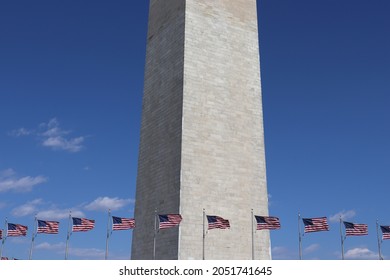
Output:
top-left (35, 242), bottom-right (65, 251)
top-left (304, 244), bottom-right (320, 254)
top-left (329, 210), bottom-right (356, 223)
top-left (271, 246), bottom-right (296, 260)
top-left (9, 118), bottom-right (86, 153)
top-left (35, 242), bottom-right (105, 259)
top-left (37, 209), bottom-right (85, 220)
top-left (11, 199), bottom-right (43, 217)
top-left (69, 247), bottom-right (105, 259)
top-left (12, 199), bottom-right (84, 220)
top-left (0, 169), bottom-right (47, 193)
top-left (39, 118), bottom-right (85, 152)
top-left (268, 193), bottom-right (272, 207)
top-left (8, 127), bottom-right (32, 137)
top-left (344, 247), bottom-right (378, 260)
top-left (0, 169), bottom-right (15, 177)
top-left (84, 197), bottom-right (134, 212)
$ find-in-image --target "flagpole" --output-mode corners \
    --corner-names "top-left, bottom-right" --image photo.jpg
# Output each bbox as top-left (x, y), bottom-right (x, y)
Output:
top-left (105, 209), bottom-right (111, 260)
top-left (0, 218), bottom-right (7, 259)
top-left (153, 208), bottom-right (157, 260)
top-left (376, 219), bottom-right (383, 260)
top-left (29, 215), bottom-right (38, 260)
top-left (251, 209), bottom-right (254, 260)
top-left (298, 212), bottom-right (302, 260)
top-left (129, 221), bottom-right (133, 260)
top-left (202, 208), bottom-right (205, 260)
top-left (340, 216), bottom-right (345, 260)
top-left (65, 211), bottom-right (71, 260)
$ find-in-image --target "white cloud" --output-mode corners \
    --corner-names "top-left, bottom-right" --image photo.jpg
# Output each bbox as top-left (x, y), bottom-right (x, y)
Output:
top-left (304, 244), bottom-right (320, 254)
top-left (329, 210), bottom-right (356, 223)
top-left (35, 242), bottom-right (65, 251)
top-left (42, 136), bottom-right (84, 152)
top-left (69, 247), bottom-right (105, 258)
top-left (344, 247), bottom-right (378, 260)
top-left (35, 242), bottom-right (104, 259)
top-left (0, 169), bottom-right (47, 193)
top-left (8, 118), bottom-right (85, 153)
top-left (0, 168), bottom-right (16, 177)
top-left (12, 199), bottom-right (84, 220)
top-left (40, 118), bottom-right (67, 137)
top-left (271, 246), bottom-right (295, 260)
top-left (8, 127), bottom-right (32, 137)
top-left (12, 199), bottom-right (43, 217)
top-left (39, 118), bottom-right (85, 152)
top-left (267, 193), bottom-right (272, 206)
top-left (9, 238), bottom-right (29, 245)
top-left (84, 197), bottom-right (134, 212)
top-left (37, 209), bottom-right (85, 220)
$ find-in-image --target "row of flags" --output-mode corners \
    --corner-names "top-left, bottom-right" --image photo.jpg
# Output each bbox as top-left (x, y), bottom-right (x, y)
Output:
top-left (299, 216), bottom-right (390, 260)
top-left (2, 215), bottom-right (390, 238)
top-left (2, 213), bottom-right (390, 260)
top-left (0, 216), bottom-right (129, 237)
top-left (301, 216), bottom-right (390, 238)
top-left (0, 214), bottom-right (278, 237)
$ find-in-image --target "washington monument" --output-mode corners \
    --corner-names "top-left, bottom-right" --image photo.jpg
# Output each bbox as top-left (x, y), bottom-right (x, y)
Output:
top-left (131, 0), bottom-right (270, 260)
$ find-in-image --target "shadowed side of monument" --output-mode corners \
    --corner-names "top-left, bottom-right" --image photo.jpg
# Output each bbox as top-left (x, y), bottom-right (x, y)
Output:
top-left (131, 0), bottom-right (185, 260)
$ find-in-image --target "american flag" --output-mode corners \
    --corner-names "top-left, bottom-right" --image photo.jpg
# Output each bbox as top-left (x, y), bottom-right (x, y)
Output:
top-left (7, 223), bottom-right (28, 237)
top-left (72, 217), bottom-right (95, 232)
top-left (380, 225), bottom-right (390, 240)
top-left (255, 215), bottom-right (281, 230)
top-left (112, 216), bottom-right (135, 230)
top-left (37, 220), bottom-right (59, 234)
top-left (158, 214), bottom-right (182, 229)
top-left (207, 215), bottom-right (230, 230)
top-left (343, 221), bottom-right (368, 236)
top-left (302, 217), bottom-right (329, 233)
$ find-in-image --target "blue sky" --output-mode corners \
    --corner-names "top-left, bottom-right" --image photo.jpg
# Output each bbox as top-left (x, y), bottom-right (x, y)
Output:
top-left (0, 0), bottom-right (389, 260)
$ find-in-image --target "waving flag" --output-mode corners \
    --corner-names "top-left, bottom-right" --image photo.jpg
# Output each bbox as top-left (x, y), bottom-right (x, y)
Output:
top-left (112, 216), bottom-right (135, 230)
top-left (158, 214), bottom-right (182, 229)
top-left (302, 217), bottom-right (329, 233)
top-left (255, 216), bottom-right (281, 230)
top-left (72, 218), bottom-right (95, 232)
top-left (343, 221), bottom-right (368, 236)
top-left (380, 225), bottom-right (390, 240)
top-left (207, 215), bottom-right (230, 230)
top-left (37, 220), bottom-right (59, 234)
top-left (7, 223), bottom-right (28, 237)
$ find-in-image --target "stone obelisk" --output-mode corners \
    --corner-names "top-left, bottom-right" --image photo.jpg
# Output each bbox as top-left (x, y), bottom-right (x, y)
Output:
top-left (131, 0), bottom-right (270, 260)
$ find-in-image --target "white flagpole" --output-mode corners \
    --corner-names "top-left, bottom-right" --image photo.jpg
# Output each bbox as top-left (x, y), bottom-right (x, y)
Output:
top-left (129, 219), bottom-right (133, 260)
top-left (376, 219), bottom-right (383, 260)
top-left (202, 208), bottom-right (206, 260)
top-left (153, 208), bottom-right (157, 260)
top-left (340, 216), bottom-right (345, 260)
top-left (65, 211), bottom-right (71, 260)
top-left (298, 212), bottom-right (302, 260)
top-left (105, 209), bottom-right (111, 260)
top-left (251, 209), bottom-right (254, 260)
top-left (29, 215), bottom-right (37, 260)
top-left (0, 218), bottom-right (7, 259)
